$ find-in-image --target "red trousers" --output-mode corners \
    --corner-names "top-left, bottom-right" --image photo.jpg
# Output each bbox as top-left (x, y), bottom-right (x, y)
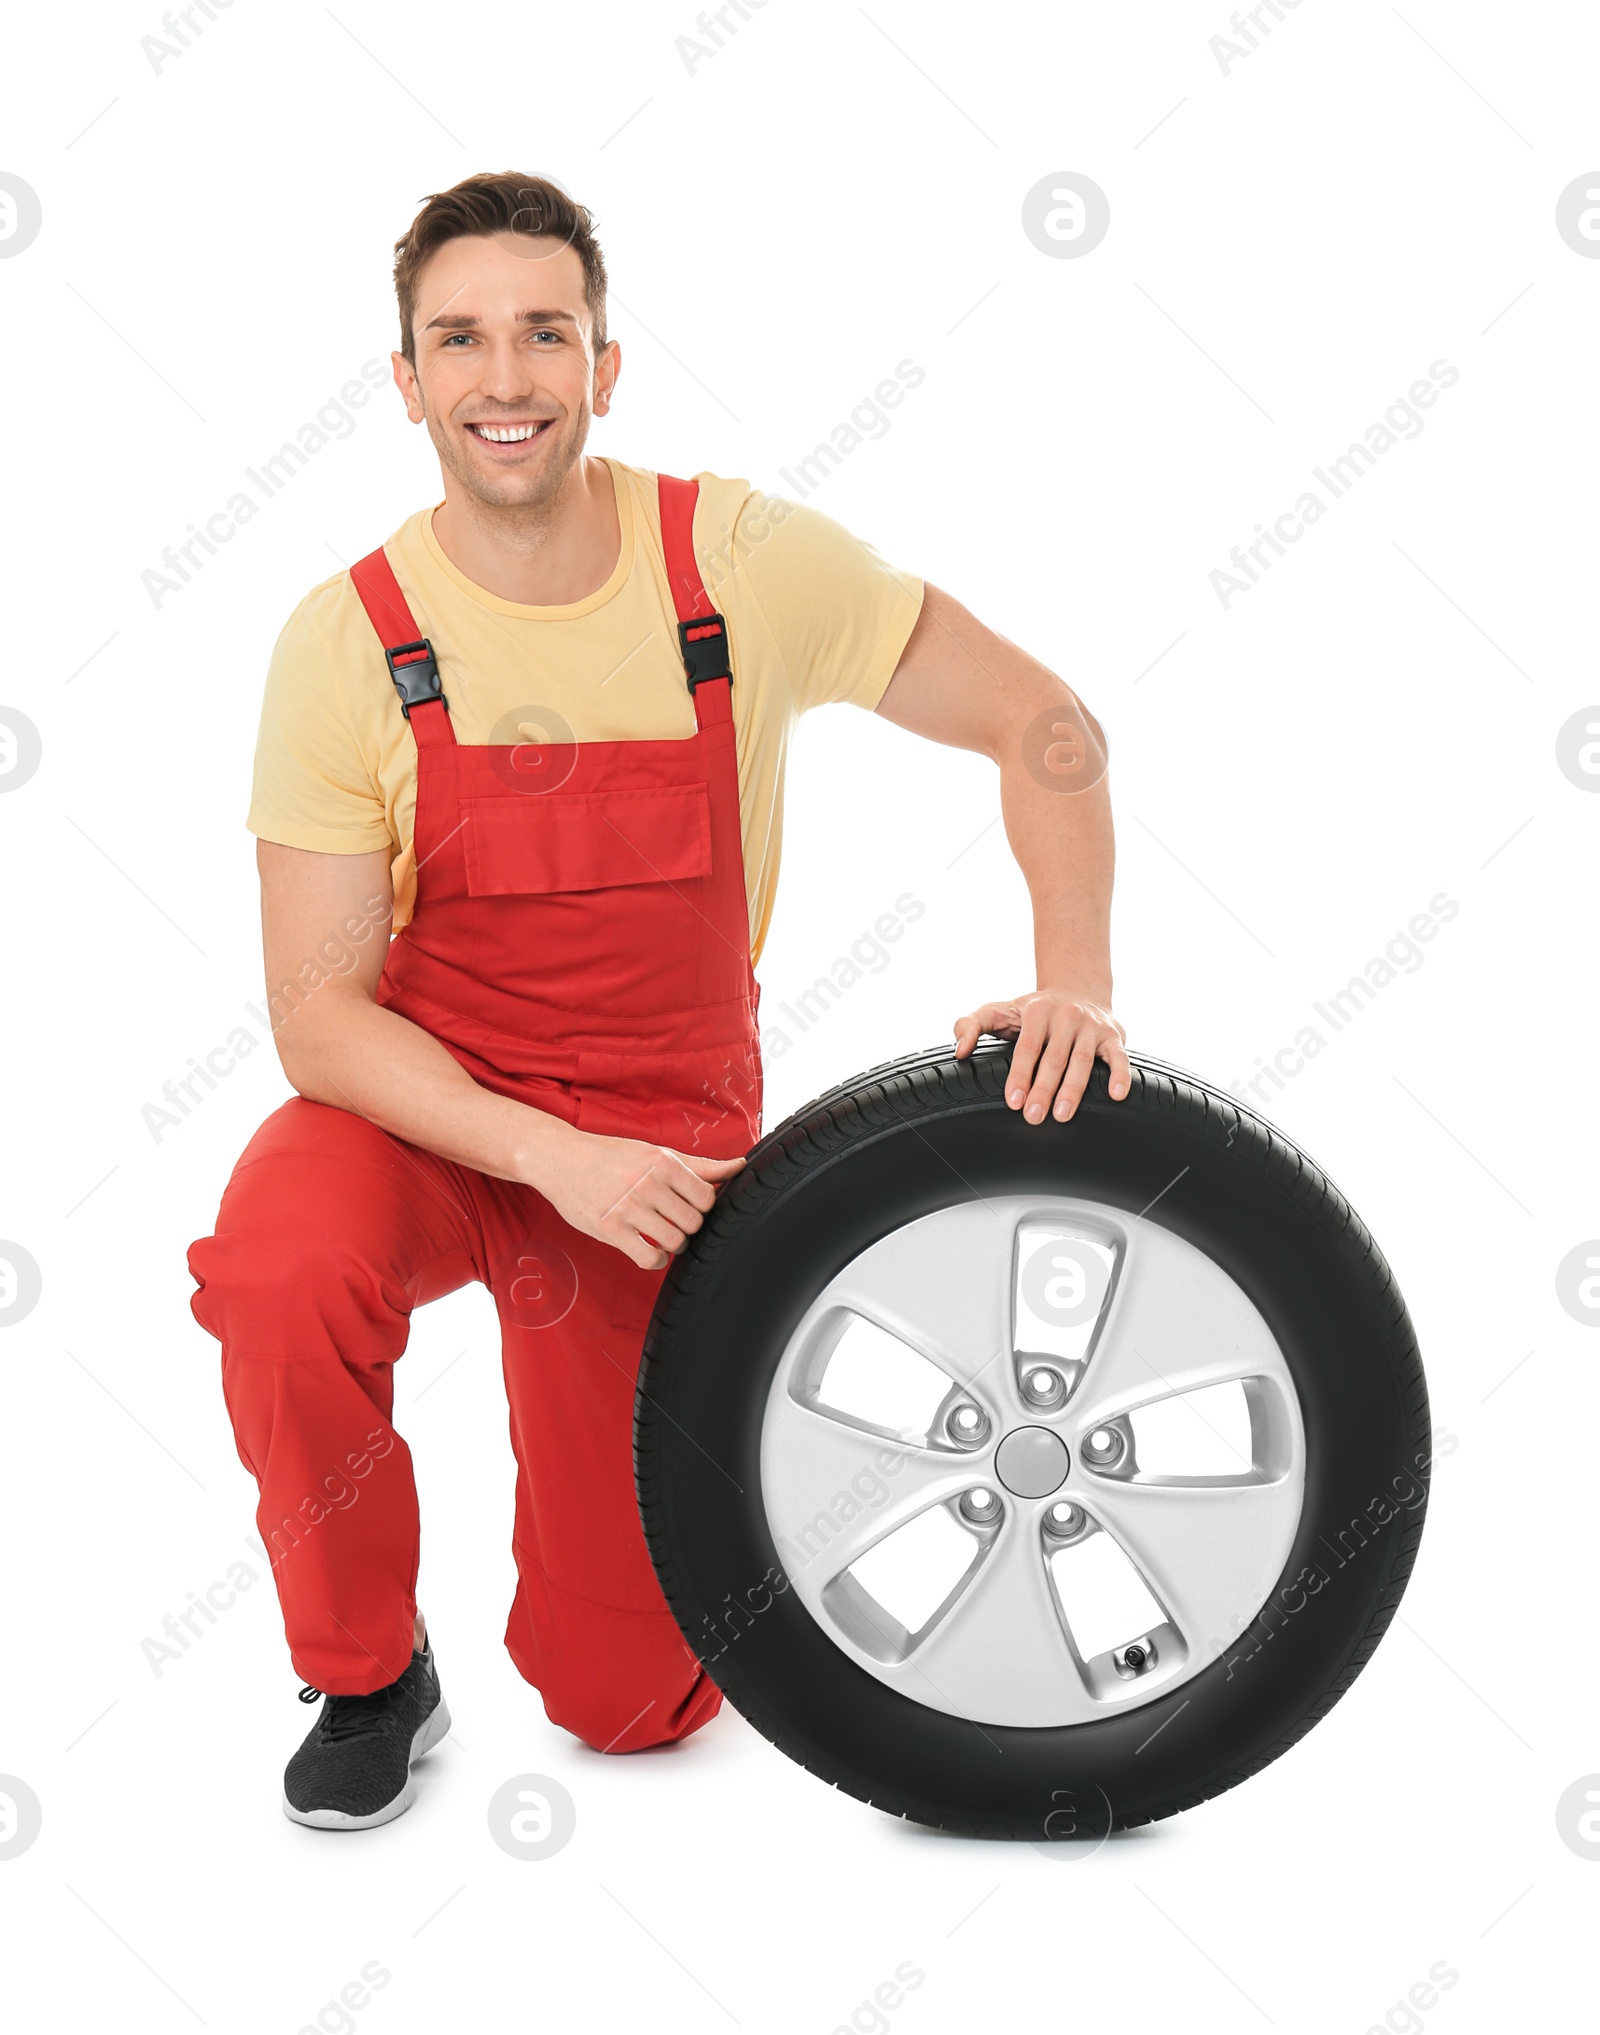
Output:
top-left (188, 1094), bottom-right (720, 1751)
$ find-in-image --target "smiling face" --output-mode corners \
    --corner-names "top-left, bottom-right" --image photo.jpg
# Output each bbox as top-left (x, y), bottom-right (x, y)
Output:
top-left (394, 230), bottom-right (619, 512)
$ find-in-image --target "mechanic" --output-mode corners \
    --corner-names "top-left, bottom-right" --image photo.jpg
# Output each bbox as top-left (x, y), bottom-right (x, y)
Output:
top-left (187, 170), bottom-right (1130, 1830)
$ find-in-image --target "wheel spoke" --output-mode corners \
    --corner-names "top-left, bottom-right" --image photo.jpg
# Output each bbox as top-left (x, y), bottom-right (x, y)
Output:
top-left (1083, 1475), bottom-right (1302, 1652)
top-left (760, 1194), bottom-right (1310, 1730)
top-left (762, 1398), bottom-right (970, 1587)
top-left (1074, 1216), bottom-right (1286, 1425)
top-left (824, 1199), bottom-right (1023, 1415)
top-left (883, 1511), bottom-right (1095, 1726)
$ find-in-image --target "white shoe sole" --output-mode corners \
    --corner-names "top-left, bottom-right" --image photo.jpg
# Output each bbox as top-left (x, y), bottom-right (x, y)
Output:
top-left (283, 1697), bottom-right (452, 1831)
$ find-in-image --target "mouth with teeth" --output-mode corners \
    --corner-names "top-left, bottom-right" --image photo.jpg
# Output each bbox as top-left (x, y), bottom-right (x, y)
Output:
top-left (465, 418), bottom-right (555, 449)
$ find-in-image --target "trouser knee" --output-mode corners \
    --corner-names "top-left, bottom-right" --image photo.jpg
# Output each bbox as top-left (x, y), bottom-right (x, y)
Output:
top-left (543, 1678), bottom-right (706, 1754)
top-left (189, 1225), bottom-right (410, 1366)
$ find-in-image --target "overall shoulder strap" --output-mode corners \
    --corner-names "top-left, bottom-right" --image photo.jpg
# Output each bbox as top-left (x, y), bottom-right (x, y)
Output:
top-left (349, 546), bottom-right (453, 745)
top-left (657, 474), bottom-right (733, 728)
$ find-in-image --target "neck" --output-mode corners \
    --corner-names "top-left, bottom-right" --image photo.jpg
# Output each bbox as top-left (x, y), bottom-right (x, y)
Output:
top-left (431, 455), bottom-right (620, 605)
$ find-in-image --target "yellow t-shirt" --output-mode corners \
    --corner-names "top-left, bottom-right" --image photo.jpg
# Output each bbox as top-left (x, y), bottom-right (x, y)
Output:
top-left (247, 458), bottom-right (924, 964)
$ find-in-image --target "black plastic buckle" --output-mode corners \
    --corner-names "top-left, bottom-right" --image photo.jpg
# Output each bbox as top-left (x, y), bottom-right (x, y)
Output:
top-left (385, 639), bottom-right (446, 716)
top-left (677, 612), bottom-right (732, 693)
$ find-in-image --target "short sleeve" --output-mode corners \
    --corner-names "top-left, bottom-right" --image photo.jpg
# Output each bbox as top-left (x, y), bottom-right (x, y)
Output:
top-left (246, 601), bottom-right (394, 854)
top-left (731, 492), bottom-right (923, 714)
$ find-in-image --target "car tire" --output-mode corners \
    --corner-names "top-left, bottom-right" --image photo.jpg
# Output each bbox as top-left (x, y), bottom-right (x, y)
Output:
top-left (636, 1041), bottom-right (1429, 1838)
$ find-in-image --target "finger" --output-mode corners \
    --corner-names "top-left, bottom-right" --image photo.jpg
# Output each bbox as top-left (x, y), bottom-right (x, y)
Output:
top-left (626, 1233), bottom-right (672, 1271)
top-left (1102, 1034), bottom-right (1133, 1101)
top-left (667, 1156), bottom-right (743, 1211)
top-left (1022, 1026), bottom-right (1077, 1124)
top-left (956, 1004), bottom-right (1018, 1059)
top-left (661, 1190), bottom-right (709, 1240)
top-left (678, 1153), bottom-right (746, 1179)
top-left (597, 1154), bottom-right (663, 1230)
top-left (1004, 1009), bottom-right (1049, 1110)
top-left (631, 1206), bottom-right (688, 1255)
top-left (645, 1170), bottom-right (716, 1238)
top-left (1052, 1029), bottom-right (1103, 1121)
top-left (952, 1010), bottom-right (998, 1056)
top-left (657, 1159), bottom-right (726, 1218)
top-left (630, 1164), bottom-right (694, 1240)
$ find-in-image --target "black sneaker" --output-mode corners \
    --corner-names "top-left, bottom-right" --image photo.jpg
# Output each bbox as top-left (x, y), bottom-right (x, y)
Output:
top-left (283, 1639), bottom-right (450, 1829)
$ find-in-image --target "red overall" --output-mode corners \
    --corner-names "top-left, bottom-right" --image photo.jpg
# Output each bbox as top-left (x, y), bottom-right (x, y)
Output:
top-left (188, 477), bottom-right (762, 1750)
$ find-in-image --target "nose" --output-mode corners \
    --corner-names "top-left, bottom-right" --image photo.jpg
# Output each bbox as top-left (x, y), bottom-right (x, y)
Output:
top-left (474, 335), bottom-right (543, 406)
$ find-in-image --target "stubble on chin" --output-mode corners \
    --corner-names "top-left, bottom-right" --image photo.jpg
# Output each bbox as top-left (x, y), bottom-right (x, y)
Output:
top-left (427, 407), bottom-right (591, 515)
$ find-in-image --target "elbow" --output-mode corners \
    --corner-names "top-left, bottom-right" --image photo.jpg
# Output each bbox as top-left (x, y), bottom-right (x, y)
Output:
top-left (271, 1030), bottom-right (325, 1104)
top-left (263, 992), bottom-right (346, 1105)
top-left (1084, 700), bottom-right (1109, 775)
top-left (258, 961), bottom-right (377, 1098)
top-left (1018, 680), bottom-right (1108, 794)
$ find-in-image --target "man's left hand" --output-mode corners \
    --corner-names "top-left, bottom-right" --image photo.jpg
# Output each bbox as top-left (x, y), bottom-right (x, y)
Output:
top-left (952, 991), bottom-right (1131, 1123)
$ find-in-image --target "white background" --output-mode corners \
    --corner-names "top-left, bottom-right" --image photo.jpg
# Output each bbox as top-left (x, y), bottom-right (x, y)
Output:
top-left (1, 0), bottom-right (1596, 2027)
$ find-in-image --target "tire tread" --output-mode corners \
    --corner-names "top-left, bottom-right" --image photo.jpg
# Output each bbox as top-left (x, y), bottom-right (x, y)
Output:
top-left (637, 1043), bottom-right (1428, 1837)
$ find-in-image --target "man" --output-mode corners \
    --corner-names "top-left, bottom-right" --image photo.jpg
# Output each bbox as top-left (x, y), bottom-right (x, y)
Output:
top-left (188, 170), bottom-right (1130, 1830)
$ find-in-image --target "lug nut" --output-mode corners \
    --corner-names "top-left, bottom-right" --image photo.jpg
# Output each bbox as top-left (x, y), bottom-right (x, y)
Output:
top-left (959, 1487), bottom-right (1001, 1525)
top-left (1081, 1424), bottom-right (1125, 1468)
top-left (947, 1403), bottom-right (990, 1447)
top-left (1043, 1500), bottom-right (1085, 1543)
top-left (1023, 1366), bottom-right (1065, 1408)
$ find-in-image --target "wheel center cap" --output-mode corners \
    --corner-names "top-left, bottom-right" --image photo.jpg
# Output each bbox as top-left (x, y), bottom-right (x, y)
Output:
top-left (994, 1425), bottom-right (1071, 1499)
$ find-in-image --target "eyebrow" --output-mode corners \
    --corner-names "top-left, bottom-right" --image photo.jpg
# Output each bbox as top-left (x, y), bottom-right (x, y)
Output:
top-left (422, 308), bottom-right (581, 333)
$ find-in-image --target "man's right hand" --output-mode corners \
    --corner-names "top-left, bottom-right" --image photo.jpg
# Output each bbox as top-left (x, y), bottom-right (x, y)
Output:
top-left (534, 1129), bottom-right (746, 1271)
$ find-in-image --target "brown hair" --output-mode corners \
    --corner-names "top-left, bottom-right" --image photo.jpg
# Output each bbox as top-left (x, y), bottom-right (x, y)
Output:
top-left (392, 171), bottom-right (608, 366)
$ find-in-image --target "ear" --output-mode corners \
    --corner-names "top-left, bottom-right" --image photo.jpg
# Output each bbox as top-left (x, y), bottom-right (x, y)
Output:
top-left (592, 338), bottom-right (621, 417)
top-left (392, 349), bottom-right (426, 424)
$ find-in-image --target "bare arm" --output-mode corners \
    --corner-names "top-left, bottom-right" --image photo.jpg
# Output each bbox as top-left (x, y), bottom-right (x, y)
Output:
top-left (874, 583), bottom-right (1130, 1121)
top-left (257, 841), bottom-right (742, 1267)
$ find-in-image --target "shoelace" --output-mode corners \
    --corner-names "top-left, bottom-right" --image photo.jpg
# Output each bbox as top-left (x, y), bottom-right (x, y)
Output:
top-left (297, 1678), bottom-right (409, 1743)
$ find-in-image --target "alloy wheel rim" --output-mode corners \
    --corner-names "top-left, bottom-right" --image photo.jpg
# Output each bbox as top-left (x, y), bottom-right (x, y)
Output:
top-left (759, 1195), bottom-right (1307, 1727)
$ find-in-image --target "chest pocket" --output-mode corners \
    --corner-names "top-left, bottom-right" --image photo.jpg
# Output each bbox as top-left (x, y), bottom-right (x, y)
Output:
top-left (459, 783), bottom-right (713, 897)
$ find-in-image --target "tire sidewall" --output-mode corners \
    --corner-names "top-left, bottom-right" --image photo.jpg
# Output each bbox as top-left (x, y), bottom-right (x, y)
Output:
top-left (639, 1055), bottom-right (1429, 1834)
